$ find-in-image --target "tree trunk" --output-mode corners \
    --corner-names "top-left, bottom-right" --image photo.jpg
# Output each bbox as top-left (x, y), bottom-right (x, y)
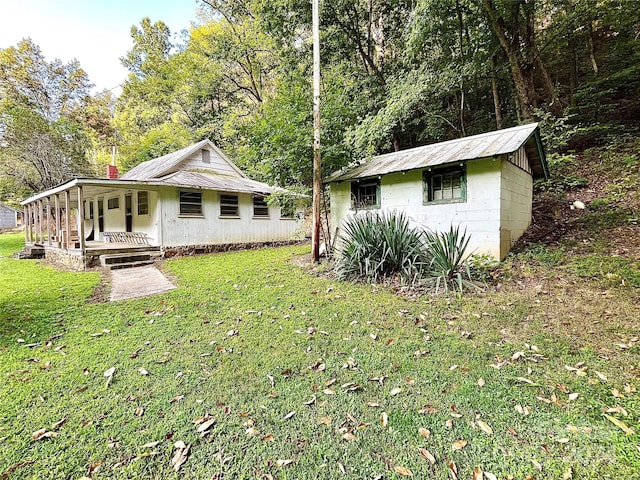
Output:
top-left (482, 0), bottom-right (536, 121)
top-left (491, 54), bottom-right (503, 129)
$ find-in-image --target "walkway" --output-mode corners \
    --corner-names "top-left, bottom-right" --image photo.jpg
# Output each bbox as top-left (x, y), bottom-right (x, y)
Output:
top-left (109, 265), bottom-right (176, 301)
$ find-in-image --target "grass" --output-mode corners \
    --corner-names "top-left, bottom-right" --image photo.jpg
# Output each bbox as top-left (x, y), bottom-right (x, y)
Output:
top-left (1, 231), bottom-right (639, 479)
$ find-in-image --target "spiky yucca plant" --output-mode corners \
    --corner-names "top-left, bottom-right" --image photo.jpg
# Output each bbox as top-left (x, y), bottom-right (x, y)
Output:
top-left (336, 211), bottom-right (426, 284)
top-left (422, 226), bottom-right (476, 293)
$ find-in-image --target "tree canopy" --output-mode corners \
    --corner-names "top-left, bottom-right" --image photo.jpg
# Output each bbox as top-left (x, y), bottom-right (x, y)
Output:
top-left (1, 0), bottom-right (638, 205)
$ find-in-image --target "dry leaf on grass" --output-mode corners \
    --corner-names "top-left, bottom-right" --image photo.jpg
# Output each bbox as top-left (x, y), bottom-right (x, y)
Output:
top-left (477, 377), bottom-right (485, 387)
top-left (276, 459), bottom-right (293, 467)
top-left (197, 418), bottom-right (216, 433)
top-left (171, 442), bottom-right (190, 471)
top-left (419, 447), bottom-right (436, 465)
top-left (418, 427), bottom-right (430, 439)
top-left (390, 387), bottom-right (403, 396)
top-left (342, 432), bottom-right (357, 441)
top-left (138, 368), bottom-right (149, 376)
top-left (473, 467), bottom-right (483, 480)
top-left (393, 465), bottom-right (413, 476)
top-left (477, 420), bottom-right (493, 435)
top-left (451, 439), bottom-right (467, 451)
top-left (484, 472), bottom-right (498, 480)
top-left (381, 412), bottom-right (388, 427)
top-left (603, 414), bottom-right (635, 435)
top-left (32, 428), bottom-right (57, 441)
top-left (282, 411), bottom-right (295, 421)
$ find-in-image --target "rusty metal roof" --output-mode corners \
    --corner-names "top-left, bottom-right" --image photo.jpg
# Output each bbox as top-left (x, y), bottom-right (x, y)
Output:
top-left (326, 123), bottom-right (547, 183)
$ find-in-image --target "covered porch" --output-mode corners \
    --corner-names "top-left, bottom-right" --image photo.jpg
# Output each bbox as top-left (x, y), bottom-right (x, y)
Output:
top-left (21, 178), bottom-right (161, 270)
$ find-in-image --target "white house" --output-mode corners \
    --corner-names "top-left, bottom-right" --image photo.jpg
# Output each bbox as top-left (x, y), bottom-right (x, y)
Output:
top-left (20, 140), bottom-right (305, 269)
top-left (326, 123), bottom-right (548, 260)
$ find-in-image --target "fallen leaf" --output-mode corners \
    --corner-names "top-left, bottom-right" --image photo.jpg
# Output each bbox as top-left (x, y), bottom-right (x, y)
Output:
top-left (477, 420), bottom-right (493, 435)
top-left (390, 387), bottom-right (403, 396)
top-left (531, 459), bottom-right (542, 471)
top-left (381, 412), bottom-right (388, 427)
top-left (169, 395), bottom-right (184, 403)
top-left (338, 462), bottom-right (346, 474)
top-left (138, 368), bottom-right (149, 376)
top-left (563, 467), bottom-right (573, 479)
top-left (557, 437), bottom-right (570, 443)
top-left (451, 439), bottom-right (467, 451)
top-left (51, 418), bottom-right (67, 430)
top-left (282, 411), bottom-right (295, 421)
top-left (318, 417), bottom-right (332, 426)
top-left (418, 427), bottom-right (430, 439)
top-left (594, 371), bottom-right (608, 381)
top-left (516, 377), bottom-right (538, 386)
top-left (196, 418), bottom-right (215, 434)
top-left (261, 434), bottom-right (274, 442)
top-left (568, 392), bottom-right (579, 401)
top-left (32, 428), bottom-right (57, 441)
top-left (134, 407), bottom-right (144, 417)
top-left (140, 441), bottom-right (160, 448)
top-left (473, 467), bottom-right (483, 480)
top-left (303, 395), bottom-right (317, 406)
top-left (393, 465), bottom-right (413, 476)
top-left (477, 377), bottom-right (485, 387)
top-left (246, 427), bottom-right (260, 436)
top-left (103, 367), bottom-right (115, 386)
top-left (323, 388), bottom-right (336, 395)
top-left (276, 459), bottom-right (293, 467)
top-left (171, 442), bottom-right (190, 471)
top-left (419, 447), bottom-right (436, 465)
top-left (342, 432), bottom-right (357, 441)
top-left (484, 473), bottom-right (498, 480)
top-left (603, 414), bottom-right (635, 435)
top-left (448, 460), bottom-right (458, 479)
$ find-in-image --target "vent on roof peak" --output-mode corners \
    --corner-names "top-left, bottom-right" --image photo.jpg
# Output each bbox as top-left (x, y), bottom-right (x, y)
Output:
top-left (202, 149), bottom-right (210, 164)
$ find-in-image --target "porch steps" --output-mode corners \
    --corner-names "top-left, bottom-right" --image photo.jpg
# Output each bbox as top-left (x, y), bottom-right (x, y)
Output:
top-left (99, 251), bottom-right (160, 270)
top-left (14, 244), bottom-right (46, 259)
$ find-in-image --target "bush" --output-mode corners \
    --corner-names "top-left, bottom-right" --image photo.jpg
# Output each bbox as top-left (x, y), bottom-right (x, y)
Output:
top-left (421, 226), bottom-right (476, 293)
top-left (336, 211), bottom-right (426, 284)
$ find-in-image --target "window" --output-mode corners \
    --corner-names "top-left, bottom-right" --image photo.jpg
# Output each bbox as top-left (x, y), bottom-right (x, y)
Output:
top-left (423, 165), bottom-right (466, 203)
top-left (253, 196), bottom-right (269, 217)
top-left (351, 180), bottom-right (380, 209)
top-left (179, 191), bottom-right (202, 215)
top-left (202, 149), bottom-right (210, 164)
top-left (137, 191), bottom-right (149, 215)
top-left (107, 197), bottom-right (120, 210)
top-left (220, 194), bottom-right (239, 217)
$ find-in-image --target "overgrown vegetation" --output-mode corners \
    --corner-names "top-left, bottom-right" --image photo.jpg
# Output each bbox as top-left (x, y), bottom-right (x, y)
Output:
top-left (1, 233), bottom-right (639, 480)
top-left (336, 211), bottom-right (426, 284)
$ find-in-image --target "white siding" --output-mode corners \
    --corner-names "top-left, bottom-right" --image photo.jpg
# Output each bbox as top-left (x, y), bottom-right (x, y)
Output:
top-left (331, 157), bottom-right (515, 259)
top-left (0, 205), bottom-right (17, 228)
top-left (87, 190), bottom-right (160, 244)
top-left (159, 187), bottom-right (304, 247)
top-left (179, 147), bottom-right (242, 177)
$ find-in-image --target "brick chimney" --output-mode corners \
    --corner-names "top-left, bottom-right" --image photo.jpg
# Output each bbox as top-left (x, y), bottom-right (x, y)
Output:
top-left (107, 164), bottom-right (119, 179)
top-left (107, 145), bottom-right (118, 178)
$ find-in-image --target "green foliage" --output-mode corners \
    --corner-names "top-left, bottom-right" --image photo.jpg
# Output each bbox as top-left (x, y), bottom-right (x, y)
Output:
top-left (422, 225), bottom-right (475, 293)
top-left (336, 211), bottom-right (427, 284)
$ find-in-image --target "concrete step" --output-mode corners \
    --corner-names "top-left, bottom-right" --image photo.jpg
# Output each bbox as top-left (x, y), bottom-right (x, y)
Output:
top-left (107, 259), bottom-right (156, 270)
top-left (14, 245), bottom-right (45, 259)
top-left (99, 252), bottom-right (154, 268)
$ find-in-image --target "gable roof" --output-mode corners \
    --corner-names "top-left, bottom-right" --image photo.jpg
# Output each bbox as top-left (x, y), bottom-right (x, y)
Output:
top-left (0, 203), bottom-right (18, 212)
top-left (326, 123), bottom-right (548, 183)
top-left (157, 171), bottom-right (275, 195)
top-left (121, 139), bottom-right (247, 181)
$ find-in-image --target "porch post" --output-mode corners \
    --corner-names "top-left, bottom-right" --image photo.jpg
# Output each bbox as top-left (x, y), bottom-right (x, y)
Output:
top-left (77, 186), bottom-right (85, 254)
top-left (65, 190), bottom-right (71, 250)
top-left (46, 198), bottom-right (52, 246)
top-left (24, 205), bottom-right (30, 243)
top-left (54, 194), bottom-right (61, 247)
top-left (38, 200), bottom-right (44, 243)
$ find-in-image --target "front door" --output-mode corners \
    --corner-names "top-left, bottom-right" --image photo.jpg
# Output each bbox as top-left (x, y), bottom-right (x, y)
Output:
top-left (98, 198), bottom-right (104, 234)
top-left (125, 194), bottom-right (133, 232)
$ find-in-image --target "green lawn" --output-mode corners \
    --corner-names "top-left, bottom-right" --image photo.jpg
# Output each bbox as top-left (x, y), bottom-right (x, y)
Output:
top-left (1, 232), bottom-right (638, 479)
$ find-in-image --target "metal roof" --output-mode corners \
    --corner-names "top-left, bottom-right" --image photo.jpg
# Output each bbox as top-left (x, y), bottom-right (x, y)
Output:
top-left (157, 171), bottom-right (275, 195)
top-left (121, 139), bottom-right (247, 181)
top-left (326, 123), bottom-right (547, 183)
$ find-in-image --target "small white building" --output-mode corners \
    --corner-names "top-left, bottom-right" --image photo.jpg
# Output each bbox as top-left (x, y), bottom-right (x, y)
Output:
top-left (326, 123), bottom-right (548, 260)
top-left (0, 203), bottom-right (19, 229)
top-left (20, 140), bottom-right (305, 269)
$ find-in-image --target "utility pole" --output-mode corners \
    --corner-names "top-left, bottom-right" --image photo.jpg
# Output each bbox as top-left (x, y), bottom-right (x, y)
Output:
top-left (311, 0), bottom-right (322, 263)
